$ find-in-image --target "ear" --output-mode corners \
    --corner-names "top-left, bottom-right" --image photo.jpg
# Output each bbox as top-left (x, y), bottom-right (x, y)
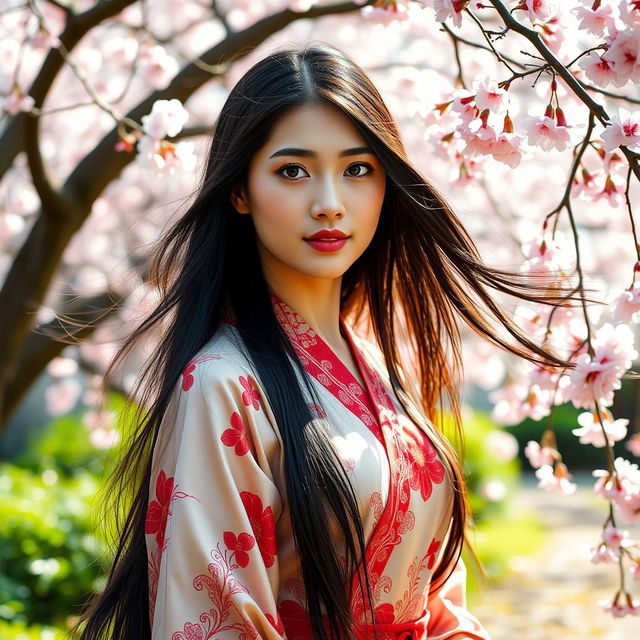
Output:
top-left (230, 185), bottom-right (250, 214)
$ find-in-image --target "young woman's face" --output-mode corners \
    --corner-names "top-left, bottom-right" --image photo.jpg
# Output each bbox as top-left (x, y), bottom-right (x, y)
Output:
top-left (231, 102), bottom-right (386, 285)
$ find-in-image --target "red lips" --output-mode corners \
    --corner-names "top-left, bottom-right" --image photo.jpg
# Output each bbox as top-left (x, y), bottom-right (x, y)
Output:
top-left (305, 229), bottom-right (350, 240)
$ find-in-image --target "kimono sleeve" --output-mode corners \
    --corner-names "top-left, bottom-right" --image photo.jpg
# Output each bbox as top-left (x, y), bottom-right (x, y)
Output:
top-left (426, 556), bottom-right (491, 640)
top-left (145, 357), bottom-right (286, 640)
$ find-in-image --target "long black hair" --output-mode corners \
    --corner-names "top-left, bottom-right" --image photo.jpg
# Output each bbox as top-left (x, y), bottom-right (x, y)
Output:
top-left (73, 43), bottom-right (573, 640)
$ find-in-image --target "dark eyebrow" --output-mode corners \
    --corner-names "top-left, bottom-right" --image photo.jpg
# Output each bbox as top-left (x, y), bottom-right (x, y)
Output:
top-left (268, 146), bottom-right (373, 159)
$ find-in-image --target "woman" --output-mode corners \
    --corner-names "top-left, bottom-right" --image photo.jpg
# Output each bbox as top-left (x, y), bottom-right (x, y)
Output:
top-left (75, 44), bottom-right (569, 640)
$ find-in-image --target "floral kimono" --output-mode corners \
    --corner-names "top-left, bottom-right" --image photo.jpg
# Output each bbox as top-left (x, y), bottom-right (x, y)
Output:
top-left (145, 294), bottom-right (490, 640)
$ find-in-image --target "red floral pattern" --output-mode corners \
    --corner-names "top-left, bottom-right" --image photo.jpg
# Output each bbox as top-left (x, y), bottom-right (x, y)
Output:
top-left (240, 375), bottom-right (261, 410)
top-left (240, 491), bottom-right (278, 568)
top-left (401, 424), bottom-right (445, 502)
top-left (266, 612), bottom-right (285, 635)
top-left (145, 470), bottom-right (195, 550)
top-left (180, 354), bottom-right (221, 392)
top-left (426, 538), bottom-right (441, 570)
top-left (223, 530), bottom-right (255, 568)
top-left (220, 411), bottom-right (250, 456)
top-left (374, 602), bottom-right (396, 624)
top-left (172, 542), bottom-right (256, 639)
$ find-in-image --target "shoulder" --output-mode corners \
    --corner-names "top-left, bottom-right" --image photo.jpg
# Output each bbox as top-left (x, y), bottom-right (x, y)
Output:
top-left (179, 323), bottom-right (257, 394)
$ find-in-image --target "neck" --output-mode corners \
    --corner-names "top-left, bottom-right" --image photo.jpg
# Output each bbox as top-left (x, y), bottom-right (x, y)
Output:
top-left (266, 275), bottom-right (344, 346)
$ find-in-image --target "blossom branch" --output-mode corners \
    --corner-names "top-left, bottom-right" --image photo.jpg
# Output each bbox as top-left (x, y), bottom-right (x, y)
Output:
top-left (0, 0), bottom-right (138, 181)
top-left (486, 0), bottom-right (640, 183)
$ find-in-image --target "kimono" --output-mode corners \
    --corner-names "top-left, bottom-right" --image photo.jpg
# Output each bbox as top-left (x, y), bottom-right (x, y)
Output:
top-left (145, 293), bottom-right (490, 640)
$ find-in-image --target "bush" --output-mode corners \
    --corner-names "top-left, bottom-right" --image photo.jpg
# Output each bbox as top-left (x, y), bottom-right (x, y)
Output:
top-left (0, 619), bottom-right (66, 640)
top-left (0, 394), bottom-right (129, 632)
top-left (0, 463), bottom-right (108, 628)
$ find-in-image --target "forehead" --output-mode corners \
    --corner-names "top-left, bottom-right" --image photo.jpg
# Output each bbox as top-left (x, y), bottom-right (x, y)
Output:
top-left (261, 102), bottom-right (367, 153)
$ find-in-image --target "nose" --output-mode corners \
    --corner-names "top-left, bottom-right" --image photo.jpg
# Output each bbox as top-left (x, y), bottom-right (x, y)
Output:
top-left (310, 175), bottom-right (345, 221)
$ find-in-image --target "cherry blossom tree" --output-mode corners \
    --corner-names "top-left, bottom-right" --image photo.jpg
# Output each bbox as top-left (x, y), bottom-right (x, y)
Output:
top-left (2, 0), bottom-right (640, 616)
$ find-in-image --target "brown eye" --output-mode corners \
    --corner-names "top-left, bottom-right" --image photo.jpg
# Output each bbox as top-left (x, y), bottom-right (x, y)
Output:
top-left (345, 163), bottom-right (372, 177)
top-left (277, 164), bottom-right (309, 179)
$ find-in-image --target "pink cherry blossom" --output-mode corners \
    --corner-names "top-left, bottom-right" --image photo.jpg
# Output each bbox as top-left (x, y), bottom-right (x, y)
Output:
top-left (480, 478), bottom-right (507, 501)
top-left (528, 367), bottom-right (572, 404)
top-left (593, 322), bottom-right (638, 372)
top-left (572, 3), bottom-right (614, 36)
top-left (520, 231), bottom-right (572, 278)
top-left (491, 132), bottom-right (524, 167)
top-left (589, 544), bottom-right (618, 563)
top-left (594, 458), bottom-right (640, 523)
top-left (490, 382), bottom-right (551, 425)
top-left (599, 594), bottom-right (640, 617)
top-left (569, 323), bottom-right (637, 408)
top-left (450, 90), bottom-right (478, 125)
top-left (602, 525), bottom-right (629, 551)
top-left (29, 28), bottom-right (60, 50)
top-left (619, 0), bottom-right (640, 26)
top-left (46, 357), bottom-right (79, 378)
top-left (472, 77), bottom-right (508, 113)
top-left (362, 3), bottom-right (411, 24)
top-left (613, 285), bottom-right (640, 323)
top-left (136, 137), bottom-right (197, 176)
top-left (630, 562), bottom-right (640, 580)
top-left (535, 463), bottom-right (577, 494)
top-left (572, 409), bottom-right (629, 447)
top-left (518, 0), bottom-right (560, 23)
top-left (289, 0), bottom-right (318, 12)
top-left (90, 427), bottom-right (121, 449)
top-left (429, 1), bottom-right (469, 28)
top-left (45, 378), bottom-right (82, 416)
top-left (592, 173), bottom-right (625, 207)
top-left (601, 108), bottom-right (640, 152)
top-left (83, 409), bottom-right (116, 430)
top-left (578, 51), bottom-right (618, 87)
top-left (485, 430), bottom-right (519, 461)
top-left (569, 355), bottom-right (622, 408)
top-left (462, 113), bottom-right (499, 155)
top-left (524, 440), bottom-right (556, 468)
top-left (513, 304), bottom-right (549, 339)
top-left (2, 86), bottom-right (35, 115)
top-left (602, 29), bottom-right (640, 86)
top-left (139, 44), bottom-right (179, 90)
top-left (141, 99), bottom-right (189, 139)
top-left (523, 115), bottom-right (570, 151)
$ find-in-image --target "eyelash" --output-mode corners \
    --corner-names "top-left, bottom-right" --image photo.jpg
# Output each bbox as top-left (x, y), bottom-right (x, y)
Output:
top-left (276, 162), bottom-right (374, 180)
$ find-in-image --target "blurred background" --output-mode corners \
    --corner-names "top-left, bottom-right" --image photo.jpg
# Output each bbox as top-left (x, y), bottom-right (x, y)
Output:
top-left (2, 1), bottom-right (640, 638)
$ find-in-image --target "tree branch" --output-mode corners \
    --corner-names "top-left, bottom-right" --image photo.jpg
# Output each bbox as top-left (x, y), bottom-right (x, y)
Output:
top-left (0, 0), bottom-right (368, 427)
top-left (0, 0), bottom-right (138, 181)
top-left (4, 290), bottom-right (125, 420)
top-left (487, 0), bottom-right (640, 183)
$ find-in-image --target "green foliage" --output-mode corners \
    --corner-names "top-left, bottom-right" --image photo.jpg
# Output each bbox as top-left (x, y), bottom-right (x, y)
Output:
top-left (0, 619), bottom-right (66, 640)
top-left (0, 463), bottom-right (108, 628)
top-left (14, 393), bottom-right (130, 479)
top-left (443, 409), bottom-right (547, 598)
top-left (442, 409), bottom-right (520, 523)
top-left (0, 394), bottom-right (131, 633)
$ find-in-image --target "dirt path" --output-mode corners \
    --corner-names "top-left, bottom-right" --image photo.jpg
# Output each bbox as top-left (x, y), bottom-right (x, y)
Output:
top-left (471, 478), bottom-right (639, 640)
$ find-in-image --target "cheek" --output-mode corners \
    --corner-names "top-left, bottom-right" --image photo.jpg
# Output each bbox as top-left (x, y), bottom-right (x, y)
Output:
top-left (247, 175), bottom-right (307, 255)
